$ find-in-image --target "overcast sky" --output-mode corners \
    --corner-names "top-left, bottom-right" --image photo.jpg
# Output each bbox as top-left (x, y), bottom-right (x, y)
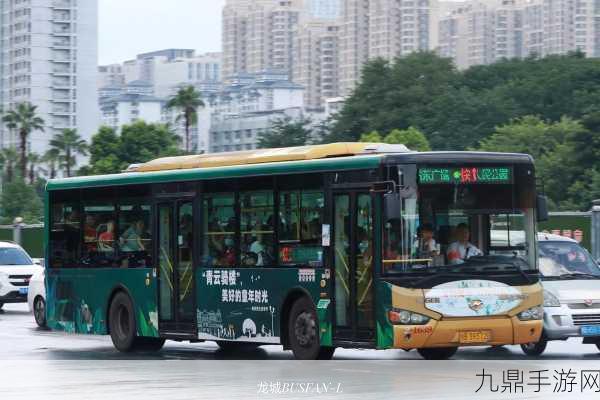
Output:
top-left (98, 0), bottom-right (226, 65)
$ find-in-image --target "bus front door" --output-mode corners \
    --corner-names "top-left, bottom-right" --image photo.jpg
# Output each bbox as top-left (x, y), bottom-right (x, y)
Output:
top-left (157, 200), bottom-right (196, 334)
top-left (332, 191), bottom-right (375, 344)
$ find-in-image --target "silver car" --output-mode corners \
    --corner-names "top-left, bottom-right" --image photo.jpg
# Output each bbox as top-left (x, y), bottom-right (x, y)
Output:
top-left (521, 233), bottom-right (600, 355)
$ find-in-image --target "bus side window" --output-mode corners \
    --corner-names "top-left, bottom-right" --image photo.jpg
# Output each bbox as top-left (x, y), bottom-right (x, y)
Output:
top-left (279, 191), bottom-right (324, 267)
top-left (240, 191), bottom-right (275, 267)
top-left (202, 192), bottom-right (236, 268)
top-left (118, 203), bottom-right (153, 268)
top-left (82, 202), bottom-right (117, 268)
top-left (49, 196), bottom-right (81, 269)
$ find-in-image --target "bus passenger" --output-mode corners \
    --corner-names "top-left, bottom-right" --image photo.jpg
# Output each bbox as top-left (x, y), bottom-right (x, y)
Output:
top-left (120, 219), bottom-right (146, 252)
top-left (446, 223), bottom-right (482, 265)
top-left (98, 220), bottom-right (115, 252)
top-left (414, 223), bottom-right (438, 259)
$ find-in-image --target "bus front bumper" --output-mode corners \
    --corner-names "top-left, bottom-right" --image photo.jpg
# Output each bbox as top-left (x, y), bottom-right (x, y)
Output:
top-left (392, 317), bottom-right (542, 349)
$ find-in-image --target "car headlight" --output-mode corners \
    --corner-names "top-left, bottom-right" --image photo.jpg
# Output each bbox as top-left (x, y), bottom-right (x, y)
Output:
top-left (543, 290), bottom-right (561, 307)
top-left (518, 306), bottom-right (544, 321)
top-left (388, 308), bottom-right (431, 325)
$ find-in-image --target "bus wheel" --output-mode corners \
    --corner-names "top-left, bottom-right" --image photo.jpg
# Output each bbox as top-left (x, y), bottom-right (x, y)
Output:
top-left (417, 347), bottom-right (458, 360)
top-left (135, 337), bottom-right (166, 352)
top-left (521, 337), bottom-right (547, 356)
top-left (33, 296), bottom-right (47, 328)
top-left (288, 297), bottom-right (322, 360)
top-left (109, 292), bottom-right (137, 352)
top-left (317, 346), bottom-right (336, 360)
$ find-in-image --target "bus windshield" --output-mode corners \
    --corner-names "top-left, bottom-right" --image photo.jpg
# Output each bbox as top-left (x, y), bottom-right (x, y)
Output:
top-left (383, 165), bottom-right (537, 274)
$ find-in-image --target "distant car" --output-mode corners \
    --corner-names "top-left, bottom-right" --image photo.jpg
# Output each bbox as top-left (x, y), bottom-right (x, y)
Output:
top-left (521, 233), bottom-right (600, 356)
top-left (0, 242), bottom-right (42, 310)
top-left (27, 266), bottom-right (46, 327)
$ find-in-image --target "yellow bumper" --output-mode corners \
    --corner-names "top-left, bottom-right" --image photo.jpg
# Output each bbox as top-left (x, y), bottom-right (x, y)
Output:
top-left (393, 317), bottom-right (542, 349)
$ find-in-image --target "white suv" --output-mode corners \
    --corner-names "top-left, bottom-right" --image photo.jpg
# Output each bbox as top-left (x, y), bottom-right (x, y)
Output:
top-left (0, 242), bottom-right (42, 311)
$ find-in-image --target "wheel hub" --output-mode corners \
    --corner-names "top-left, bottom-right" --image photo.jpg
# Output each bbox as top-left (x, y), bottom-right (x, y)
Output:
top-left (294, 311), bottom-right (316, 347)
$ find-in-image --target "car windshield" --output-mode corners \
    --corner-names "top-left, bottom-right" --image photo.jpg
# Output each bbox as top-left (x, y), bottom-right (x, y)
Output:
top-left (0, 247), bottom-right (33, 265)
top-left (539, 241), bottom-right (600, 278)
top-left (384, 165), bottom-right (537, 274)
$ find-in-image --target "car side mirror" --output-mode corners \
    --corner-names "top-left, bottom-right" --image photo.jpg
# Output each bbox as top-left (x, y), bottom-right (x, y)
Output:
top-left (536, 195), bottom-right (549, 222)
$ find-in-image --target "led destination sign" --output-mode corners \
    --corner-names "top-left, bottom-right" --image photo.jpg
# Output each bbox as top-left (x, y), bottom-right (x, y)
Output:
top-left (419, 167), bottom-right (513, 185)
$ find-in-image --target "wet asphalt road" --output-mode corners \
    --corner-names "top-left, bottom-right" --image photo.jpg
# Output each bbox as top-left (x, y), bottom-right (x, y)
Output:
top-left (1, 303), bottom-right (599, 361)
top-left (1, 303), bottom-right (600, 399)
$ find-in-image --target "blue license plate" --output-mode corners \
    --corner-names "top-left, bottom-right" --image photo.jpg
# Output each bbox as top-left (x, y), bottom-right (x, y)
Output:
top-left (581, 325), bottom-right (600, 336)
top-left (18, 287), bottom-right (28, 295)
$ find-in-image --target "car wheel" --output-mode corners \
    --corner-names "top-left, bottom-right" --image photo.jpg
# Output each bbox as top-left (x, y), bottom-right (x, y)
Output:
top-left (109, 292), bottom-right (138, 352)
top-left (288, 296), bottom-right (326, 360)
top-left (595, 343), bottom-right (600, 352)
top-left (135, 337), bottom-right (166, 352)
top-left (33, 296), bottom-right (47, 328)
top-left (521, 336), bottom-right (548, 356)
top-left (417, 347), bottom-right (459, 360)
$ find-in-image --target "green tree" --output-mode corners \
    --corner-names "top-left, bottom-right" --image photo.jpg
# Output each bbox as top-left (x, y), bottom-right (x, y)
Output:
top-left (257, 117), bottom-right (313, 149)
top-left (85, 121), bottom-right (181, 175)
top-left (49, 128), bottom-right (88, 177)
top-left (167, 86), bottom-right (204, 153)
top-left (477, 116), bottom-right (592, 210)
top-left (2, 103), bottom-right (45, 179)
top-left (360, 127), bottom-right (431, 151)
top-left (42, 148), bottom-right (60, 180)
top-left (0, 180), bottom-right (43, 224)
top-left (27, 152), bottom-right (41, 185)
top-left (1, 148), bottom-right (18, 183)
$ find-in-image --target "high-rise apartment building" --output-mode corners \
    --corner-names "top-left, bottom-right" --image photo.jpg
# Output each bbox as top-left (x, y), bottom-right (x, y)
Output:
top-left (0, 0), bottom-right (99, 155)
top-left (222, 0), bottom-right (303, 80)
top-left (294, 20), bottom-right (340, 109)
top-left (438, 0), bottom-right (600, 69)
top-left (339, 0), bottom-right (436, 96)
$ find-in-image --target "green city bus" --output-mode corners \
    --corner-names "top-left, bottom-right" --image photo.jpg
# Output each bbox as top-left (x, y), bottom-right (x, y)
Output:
top-left (45, 143), bottom-right (545, 359)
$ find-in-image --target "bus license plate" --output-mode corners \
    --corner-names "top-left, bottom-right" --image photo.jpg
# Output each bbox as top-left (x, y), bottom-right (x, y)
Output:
top-left (19, 287), bottom-right (28, 295)
top-left (581, 325), bottom-right (600, 337)
top-left (459, 331), bottom-right (491, 344)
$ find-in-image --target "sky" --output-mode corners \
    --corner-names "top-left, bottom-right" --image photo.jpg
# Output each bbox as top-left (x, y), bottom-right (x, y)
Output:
top-left (98, 0), bottom-right (226, 65)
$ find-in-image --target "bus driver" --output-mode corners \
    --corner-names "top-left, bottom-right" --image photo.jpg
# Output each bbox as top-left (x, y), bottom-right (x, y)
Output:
top-left (446, 223), bottom-right (482, 265)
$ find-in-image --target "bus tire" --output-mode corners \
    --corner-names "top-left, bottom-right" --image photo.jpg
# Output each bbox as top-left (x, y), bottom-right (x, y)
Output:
top-left (521, 337), bottom-right (547, 356)
top-left (109, 292), bottom-right (137, 352)
top-left (288, 296), bottom-right (322, 360)
top-left (135, 337), bottom-right (166, 352)
top-left (33, 296), bottom-right (47, 328)
top-left (417, 347), bottom-right (458, 360)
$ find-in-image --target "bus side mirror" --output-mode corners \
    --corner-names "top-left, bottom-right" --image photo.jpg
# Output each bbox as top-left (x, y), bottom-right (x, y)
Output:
top-left (384, 193), bottom-right (401, 218)
top-left (537, 195), bottom-right (549, 222)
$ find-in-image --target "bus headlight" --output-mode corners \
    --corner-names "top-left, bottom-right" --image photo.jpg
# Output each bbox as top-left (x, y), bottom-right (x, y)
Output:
top-left (388, 308), bottom-right (431, 325)
top-left (543, 290), bottom-right (561, 307)
top-left (518, 306), bottom-right (544, 321)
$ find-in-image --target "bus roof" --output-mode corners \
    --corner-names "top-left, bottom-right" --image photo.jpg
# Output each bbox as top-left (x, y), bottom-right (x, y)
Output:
top-left (45, 143), bottom-right (534, 192)
top-left (132, 142), bottom-right (410, 172)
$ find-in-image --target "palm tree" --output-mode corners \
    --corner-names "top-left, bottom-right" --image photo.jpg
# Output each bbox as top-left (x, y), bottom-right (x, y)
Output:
top-left (166, 86), bottom-right (204, 153)
top-left (1, 148), bottom-right (18, 184)
top-left (42, 148), bottom-right (60, 180)
top-left (2, 103), bottom-right (45, 179)
top-left (50, 128), bottom-right (88, 177)
top-left (27, 152), bottom-right (41, 185)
